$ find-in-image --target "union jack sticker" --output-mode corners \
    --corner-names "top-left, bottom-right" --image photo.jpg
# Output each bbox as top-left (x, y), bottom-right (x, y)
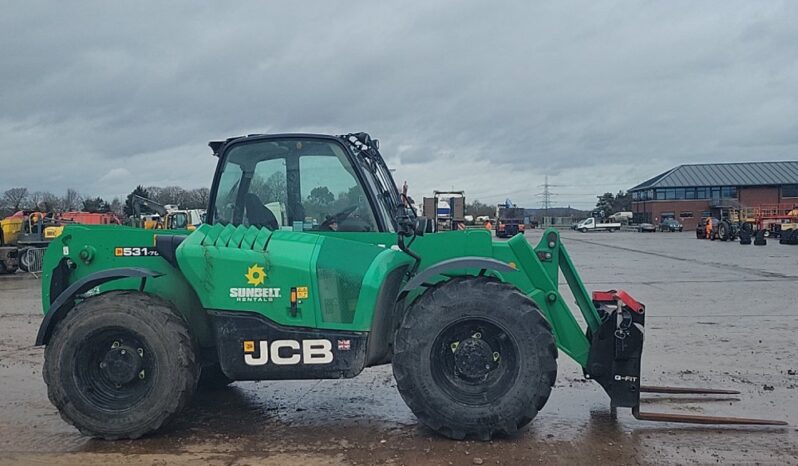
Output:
top-left (337, 339), bottom-right (351, 351)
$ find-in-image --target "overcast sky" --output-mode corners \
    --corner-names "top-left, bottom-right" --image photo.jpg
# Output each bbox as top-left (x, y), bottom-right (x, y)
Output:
top-left (2, 1), bottom-right (797, 209)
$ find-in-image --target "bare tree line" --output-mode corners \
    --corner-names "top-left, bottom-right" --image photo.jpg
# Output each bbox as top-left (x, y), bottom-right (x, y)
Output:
top-left (0, 186), bottom-right (210, 218)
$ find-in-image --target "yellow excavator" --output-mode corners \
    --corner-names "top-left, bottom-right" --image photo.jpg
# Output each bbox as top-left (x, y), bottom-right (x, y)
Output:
top-left (129, 194), bottom-right (202, 231)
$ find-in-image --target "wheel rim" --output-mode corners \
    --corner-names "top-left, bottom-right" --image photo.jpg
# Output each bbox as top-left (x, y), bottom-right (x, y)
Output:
top-left (430, 318), bottom-right (519, 405)
top-left (73, 327), bottom-right (156, 411)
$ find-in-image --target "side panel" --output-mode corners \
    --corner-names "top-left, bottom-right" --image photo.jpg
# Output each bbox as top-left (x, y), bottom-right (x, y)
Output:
top-left (40, 225), bottom-right (214, 346)
top-left (210, 311), bottom-right (369, 380)
top-left (177, 226), bottom-right (319, 329)
top-left (177, 225), bottom-right (413, 332)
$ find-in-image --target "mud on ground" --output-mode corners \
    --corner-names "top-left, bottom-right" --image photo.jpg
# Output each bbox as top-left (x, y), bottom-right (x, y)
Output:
top-left (0, 230), bottom-right (796, 465)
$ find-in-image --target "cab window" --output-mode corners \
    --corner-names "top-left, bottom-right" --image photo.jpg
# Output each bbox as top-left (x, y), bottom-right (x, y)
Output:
top-left (170, 212), bottom-right (188, 229)
top-left (213, 139), bottom-right (378, 232)
top-left (299, 155), bottom-right (376, 232)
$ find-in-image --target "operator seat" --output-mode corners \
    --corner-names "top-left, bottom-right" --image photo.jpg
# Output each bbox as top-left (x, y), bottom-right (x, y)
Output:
top-left (244, 193), bottom-right (279, 230)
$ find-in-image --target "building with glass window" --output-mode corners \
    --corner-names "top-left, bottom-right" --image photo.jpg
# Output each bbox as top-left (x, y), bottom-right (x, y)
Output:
top-left (629, 161), bottom-right (798, 229)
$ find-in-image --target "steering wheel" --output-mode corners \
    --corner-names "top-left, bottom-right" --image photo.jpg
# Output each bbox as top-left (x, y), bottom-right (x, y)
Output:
top-left (321, 205), bottom-right (358, 230)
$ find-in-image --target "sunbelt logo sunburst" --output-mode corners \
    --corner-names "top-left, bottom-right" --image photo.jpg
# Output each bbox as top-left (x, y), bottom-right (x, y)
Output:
top-left (245, 264), bottom-right (266, 286)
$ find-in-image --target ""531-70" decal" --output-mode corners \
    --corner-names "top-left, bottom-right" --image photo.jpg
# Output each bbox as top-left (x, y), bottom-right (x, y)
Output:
top-left (114, 247), bottom-right (160, 257)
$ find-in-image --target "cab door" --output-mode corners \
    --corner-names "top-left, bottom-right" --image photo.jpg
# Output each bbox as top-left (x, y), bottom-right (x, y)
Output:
top-left (200, 137), bottom-right (389, 329)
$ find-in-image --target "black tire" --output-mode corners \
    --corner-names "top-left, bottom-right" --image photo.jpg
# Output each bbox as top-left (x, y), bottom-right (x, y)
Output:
top-left (197, 363), bottom-right (234, 390)
top-left (739, 226), bottom-right (752, 245)
top-left (43, 291), bottom-right (199, 439)
top-left (753, 229), bottom-right (767, 246)
top-left (0, 257), bottom-right (18, 274)
top-left (393, 277), bottom-right (557, 441)
top-left (718, 221), bottom-right (730, 241)
top-left (580, 227), bottom-right (588, 233)
top-left (18, 247), bottom-right (32, 272)
top-left (780, 229), bottom-right (798, 245)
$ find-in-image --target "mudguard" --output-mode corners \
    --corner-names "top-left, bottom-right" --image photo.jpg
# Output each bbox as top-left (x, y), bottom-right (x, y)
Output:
top-left (398, 256), bottom-right (517, 298)
top-left (34, 267), bottom-right (163, 346)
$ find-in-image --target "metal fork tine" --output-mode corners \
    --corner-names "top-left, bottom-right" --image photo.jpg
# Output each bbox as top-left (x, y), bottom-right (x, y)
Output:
top-left (632, 406), bottom-right (787, 426)
top-left (640, 385), bottom-right (740, 395)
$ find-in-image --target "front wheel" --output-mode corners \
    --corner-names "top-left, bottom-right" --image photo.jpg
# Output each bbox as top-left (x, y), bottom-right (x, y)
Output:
top-left (43, 291), bottom-right (199, 439)
top-left (393, 277), bottom-right (557, 441)
top-left (580, 227), bottom-right (588, 233)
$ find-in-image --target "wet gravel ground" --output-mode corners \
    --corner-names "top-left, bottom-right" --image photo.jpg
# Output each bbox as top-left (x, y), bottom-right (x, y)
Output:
top-left (0, 229), bottom-right (796, 465)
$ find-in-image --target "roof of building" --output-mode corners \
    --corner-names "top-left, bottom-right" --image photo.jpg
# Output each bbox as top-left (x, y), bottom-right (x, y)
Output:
top-left (630, 161), bottom-right (798, 191)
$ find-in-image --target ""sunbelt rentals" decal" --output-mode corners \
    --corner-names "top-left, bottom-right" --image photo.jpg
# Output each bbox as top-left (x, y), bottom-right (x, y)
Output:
top-left (229, 263), bottom-right (282, 302)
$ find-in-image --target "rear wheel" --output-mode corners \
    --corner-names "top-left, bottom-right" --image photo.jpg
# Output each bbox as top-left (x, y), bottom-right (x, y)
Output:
top-left (18, 248), bottom-right (32, 272)
top-left (718, 221), bottom-right (730, 241)
top-left (393, 277), bottom-right (557, 440)
top-left (43, 291), bottom-right (199, 439)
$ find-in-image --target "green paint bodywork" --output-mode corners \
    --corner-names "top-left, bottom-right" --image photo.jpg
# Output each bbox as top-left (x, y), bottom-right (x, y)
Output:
top-left (41, 224), bottom-right (601, 367)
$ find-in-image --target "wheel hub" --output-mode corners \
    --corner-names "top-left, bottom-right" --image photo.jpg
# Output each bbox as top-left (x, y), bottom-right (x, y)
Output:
top-left (101, 345), bottom-right (143, 385)
top-left (453, 337), bottom-right (496, 380)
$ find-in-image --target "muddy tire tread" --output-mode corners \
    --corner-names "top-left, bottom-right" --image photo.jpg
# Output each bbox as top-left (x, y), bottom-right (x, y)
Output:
top-left (393, 277), bottom-right (557, 441)
top-left (43, 290), bottom-right (199, 440)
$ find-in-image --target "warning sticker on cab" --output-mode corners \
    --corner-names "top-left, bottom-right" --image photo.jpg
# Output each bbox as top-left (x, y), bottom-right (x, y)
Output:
top-left (296, 286), bottom-right (309, 299)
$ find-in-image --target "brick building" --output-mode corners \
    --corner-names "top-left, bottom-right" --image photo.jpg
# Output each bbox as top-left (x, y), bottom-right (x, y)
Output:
top-left (629, 161), bottom-right (798, 230)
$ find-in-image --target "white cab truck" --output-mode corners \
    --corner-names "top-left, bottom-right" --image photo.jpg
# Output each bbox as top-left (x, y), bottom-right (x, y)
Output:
top-left (576, 217), bottom-right (621, 232)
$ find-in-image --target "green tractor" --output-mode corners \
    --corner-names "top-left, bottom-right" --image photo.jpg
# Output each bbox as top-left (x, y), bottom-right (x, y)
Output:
top-left (35, 133), bottom-right (784, 440)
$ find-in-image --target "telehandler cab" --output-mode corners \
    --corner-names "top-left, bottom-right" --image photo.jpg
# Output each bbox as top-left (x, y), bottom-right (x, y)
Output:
top-left (36, 133), bottom-right (785, 440)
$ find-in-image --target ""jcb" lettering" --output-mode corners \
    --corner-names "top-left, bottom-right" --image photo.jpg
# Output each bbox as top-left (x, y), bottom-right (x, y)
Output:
top-left (244, 339), bottom-right (333, 366)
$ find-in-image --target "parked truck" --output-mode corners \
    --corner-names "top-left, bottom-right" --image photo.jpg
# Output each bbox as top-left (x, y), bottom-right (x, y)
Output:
top-left (422, 190), bottom-right (465, 231)
top-left (576, 217), bottom-right (621, 232)
top-left (495, 200), bottom-right (525, 238)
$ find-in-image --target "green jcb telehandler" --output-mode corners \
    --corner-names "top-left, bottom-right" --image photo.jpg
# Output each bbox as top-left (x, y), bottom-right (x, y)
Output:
top-left (35, 133), bottom-right (785, 440)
